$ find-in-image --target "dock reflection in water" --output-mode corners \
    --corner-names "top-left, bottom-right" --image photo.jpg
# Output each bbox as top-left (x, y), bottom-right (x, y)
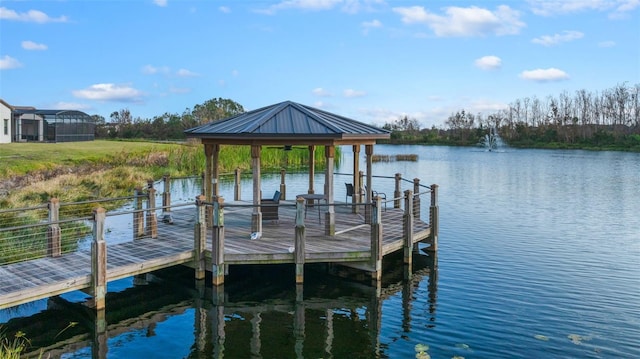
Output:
top-left (2, 250), bottom-right (437, 358)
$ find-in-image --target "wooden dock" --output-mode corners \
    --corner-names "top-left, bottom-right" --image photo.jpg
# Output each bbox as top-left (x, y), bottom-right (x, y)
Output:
top-left (0, 190), bottom-right (437, 311)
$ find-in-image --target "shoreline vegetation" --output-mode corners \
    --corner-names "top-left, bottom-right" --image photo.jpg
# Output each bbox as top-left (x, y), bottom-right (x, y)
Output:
top-left (379, 83), bottom-right (639, 153)
top-left (0, 140), bottom-right (335, 209)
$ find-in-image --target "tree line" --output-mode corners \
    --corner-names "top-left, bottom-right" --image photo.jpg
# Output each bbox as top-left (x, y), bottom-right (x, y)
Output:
top-left (382, 83), bottom-right (640, 151)
top-left (93, 97), bottom-right (245, 140)
top-left (94, 83), bottom-right (639, 151)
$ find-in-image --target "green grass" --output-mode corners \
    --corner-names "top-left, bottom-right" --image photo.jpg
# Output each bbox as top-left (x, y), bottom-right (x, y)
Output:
top-left (0, 140), bottom-right (177, 178)
top-left (0, 140), bottom-right (338, 209)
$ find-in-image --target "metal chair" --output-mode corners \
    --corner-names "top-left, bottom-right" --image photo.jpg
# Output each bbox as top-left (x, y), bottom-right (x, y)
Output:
top-left (345, 183), bottom-right (354, 203)
top-left (261, 190), bottom-right (281, 221)
top-left (365, 185), bottom-right (387, 211)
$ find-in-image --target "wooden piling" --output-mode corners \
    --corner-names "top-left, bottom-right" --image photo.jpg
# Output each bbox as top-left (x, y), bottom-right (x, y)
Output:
top-left (47, 198), bottom-right (61, 257)
top-left (212, 196), bottom-right (225, 286)
top-left (403, 189), bottom-right (414, 266)
top-left (146, 182), bottom-right (158, 239)
top-left (162, 174), bottom-right (173, 224)
top-left (133, 187), bottom-right (144, 238)
top-left (413, 178), bottom-right (421, 219)
top-left (295, 197), bottom-right (306, 284)
top-left (280, 168), bottom-right (287, 201)
top-left (234, 168), bottom-right (241, 201)
top-left (91, 207), bottom-right (107, 310)
top-left (428, 184), bottom-right (439, 252)
top-left (370, 196), bottom-right (383, 282)
top-left (394, 173), bottom-right (402, 209)
top-left (194, 195), bottom-right (207, 280)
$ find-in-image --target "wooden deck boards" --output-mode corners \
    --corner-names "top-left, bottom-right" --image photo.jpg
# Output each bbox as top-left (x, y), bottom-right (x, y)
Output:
top-left (0, 201), bottom-right (431, 309)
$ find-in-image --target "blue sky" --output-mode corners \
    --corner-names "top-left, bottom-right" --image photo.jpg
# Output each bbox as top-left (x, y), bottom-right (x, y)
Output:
top-left (1, 0), bottom-right (638, 128)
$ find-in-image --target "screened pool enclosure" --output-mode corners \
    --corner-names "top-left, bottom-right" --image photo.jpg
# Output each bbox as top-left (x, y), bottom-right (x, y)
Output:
top-left (12, 109), bottom-right (95, 142)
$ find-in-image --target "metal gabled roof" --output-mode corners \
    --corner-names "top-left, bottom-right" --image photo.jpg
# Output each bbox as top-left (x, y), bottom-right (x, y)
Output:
top-left (184, 100), bottom-right (390, 143)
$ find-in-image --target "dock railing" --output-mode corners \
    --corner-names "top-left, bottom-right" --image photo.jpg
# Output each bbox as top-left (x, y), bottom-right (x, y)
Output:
top-left (1, 171), bottom-right (438, 309)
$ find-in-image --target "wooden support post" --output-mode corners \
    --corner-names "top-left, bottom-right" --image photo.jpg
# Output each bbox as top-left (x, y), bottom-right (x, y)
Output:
top-left (295, 197), bottom-right (306, 284)
top-left (280, 168), bottom-right (287, 201)
top-left (308, 145), bottom-right (316, 195)
top-left (251, 145), bottom-right (262, 234)
top-left (92, 207), bottom-right (107, 310)
top-left (352, 145), bottom-right (361, 214)
top-left (413, 178), bottom-right (421, 219)
top-left (194, 195), bottom-right (207, 280)
top-left (403, 190), bottom-right (414, 266)
top-left (294, 298), bottom-right (305, 358)
top-left (428, 184), bottom-right (439, 252)
top-left (250, 313), bottom-right (262, 357)
top-left (146, 182), bottom-right (158, 239)
top-left (92, 307), bottom-right (108, 358)
top-left (47, 197), bottom-right (61, 257)
top-left (212, 196), bottom-right (225, 286)
top-left (364, 146), bottom-right (373, 224)
top-left (212, 291), bottom-right (226, 358)
top-left (212, 144), bottom-right (220, 197)
top-left (370, 196), bottom-right (383, 282)
top-left (234, 168), bottom-right (241, 201)
top-left (324, 145), bottom-right (335, 236)
top-left (394, 173), bottom-right (402, 209)
top-left (161, 174), bottom-right (173, 224)
top-left (204, 145), bottom-right (213, 227)
top-left (133, 187), bottom-right (144, 238)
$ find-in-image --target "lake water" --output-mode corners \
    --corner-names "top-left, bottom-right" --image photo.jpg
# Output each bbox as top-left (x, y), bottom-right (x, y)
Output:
top-left (1, 145), bottom-right (639, 358)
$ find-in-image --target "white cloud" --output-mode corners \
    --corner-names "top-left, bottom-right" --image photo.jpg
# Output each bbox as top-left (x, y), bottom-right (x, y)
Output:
top-left (72, 83), bottom-right (145, 102)
top-left (256, 0), bottom-right (382, 14)
top-left (359, 98), bottom-right (509, 129)
top-left (474, 55), bottom-right (502, 70)
top-left (0, 55), bottom-right (22, 70)
top-left (362, 19), bottom-right (382, 34)
top-left (532, 30), bottom-right (584, 46)
top-left (153, 0), bottom-right (168, 7)
top-left (0, 7), bottom-right (68, 23)
top-left (344, 89), bottom-right (366, 98)
top-left (342, 0), bottom-right (385, 14)
top-left (219, 6), bottom-right (231, 13)
top-left (312, 87), bottom-right (332, 97)
top-left (53, 102), bottom-right (91, 110)
top-left (142, 65), bottom-right (170, 75)
top-left (392, 5), bottom-right (525, 37)
top-left (21, 40), bottom-right (48, 50)
top-left (257, 0), bottom-right (342, 14)
top-left (598, 40), bottom-right (616, 47)
top-left (176, 68), bottom-right (199, 77)
top-left (231, 69), bottom-right (239, 76)
top-left (519, 68), bottom-right (570, 81)
top-left (528, 0), bottom-right (639, 17)
top-left (169, 87), bottom-right (191, 94)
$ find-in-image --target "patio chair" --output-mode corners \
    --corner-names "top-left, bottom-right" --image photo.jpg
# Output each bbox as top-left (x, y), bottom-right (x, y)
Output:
top-left (345, 183), bottom-right (354, 203)
top-left (261, 190), bottom-right (281, 221)
top-left (365, 185), bottom-right (387, 211)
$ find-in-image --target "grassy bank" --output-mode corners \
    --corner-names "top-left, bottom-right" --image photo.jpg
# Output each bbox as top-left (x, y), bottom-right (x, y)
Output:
top-left (0, 140), bottom-right (333, 208)
top-left (0, 140), bottom-right (335, 265)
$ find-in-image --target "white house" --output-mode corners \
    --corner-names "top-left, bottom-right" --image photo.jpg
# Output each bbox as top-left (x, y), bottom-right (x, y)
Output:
top-left (0, 99), bottom-right (12, 144)
top-left (0, 99), bottom-right (94, 143)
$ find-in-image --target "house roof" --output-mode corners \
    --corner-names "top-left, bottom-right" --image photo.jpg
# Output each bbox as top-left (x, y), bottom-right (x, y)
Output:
top-left (184, 100), bottom-right (390, 146)
top-left (12, 109), bottom-right (89, 117)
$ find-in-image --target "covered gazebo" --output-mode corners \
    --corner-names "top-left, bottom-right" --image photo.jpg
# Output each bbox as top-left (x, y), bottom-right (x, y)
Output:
top-left (184, 100), bottom-right (391, 236)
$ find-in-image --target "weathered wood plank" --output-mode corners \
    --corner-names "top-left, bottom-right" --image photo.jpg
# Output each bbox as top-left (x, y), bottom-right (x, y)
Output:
top-left (0, 200), bottom-right (431, 309)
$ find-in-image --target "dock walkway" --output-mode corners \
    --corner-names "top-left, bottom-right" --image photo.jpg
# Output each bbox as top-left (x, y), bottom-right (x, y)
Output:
top-left (0, 200), bottom-right (432, 310)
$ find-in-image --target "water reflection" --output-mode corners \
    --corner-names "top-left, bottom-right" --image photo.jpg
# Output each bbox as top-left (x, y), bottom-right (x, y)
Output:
top-left (2, 251), bottom-right (437, 358)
